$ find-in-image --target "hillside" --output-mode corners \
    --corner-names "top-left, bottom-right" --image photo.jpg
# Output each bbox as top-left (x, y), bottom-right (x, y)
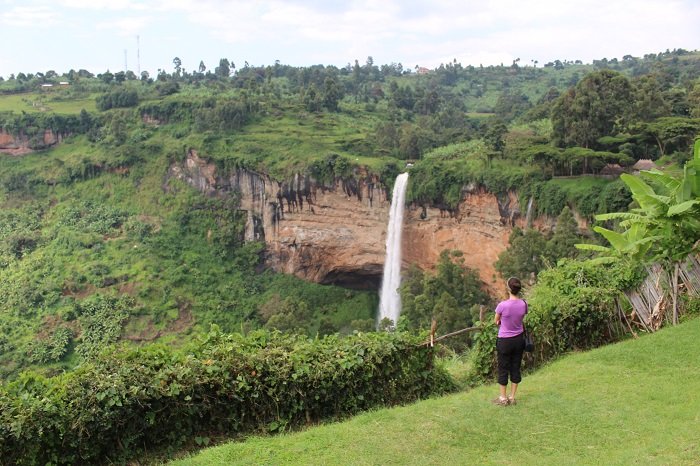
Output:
top-left (173, 317), bottom-right (700, 465)
top-left (1, 50), bottom-right (699, 380)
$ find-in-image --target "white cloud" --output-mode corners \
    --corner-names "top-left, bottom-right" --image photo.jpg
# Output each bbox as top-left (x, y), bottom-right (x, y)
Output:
top-left (1, 5), bottom-right (60, 27)
top-left (1, 0), bottom-right (697, 76)
top-left (58, 0), bottom-right (148, 11)
top-left (95, 16), bottom-right (152, 36)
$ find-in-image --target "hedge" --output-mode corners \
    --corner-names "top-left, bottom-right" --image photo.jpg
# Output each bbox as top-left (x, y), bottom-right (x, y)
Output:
top-left (0, 328), bottom-right (454, 465)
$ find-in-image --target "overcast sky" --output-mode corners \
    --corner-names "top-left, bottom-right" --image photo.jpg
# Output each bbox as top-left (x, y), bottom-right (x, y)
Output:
top-left (0, 0), bottom-right (698, 78)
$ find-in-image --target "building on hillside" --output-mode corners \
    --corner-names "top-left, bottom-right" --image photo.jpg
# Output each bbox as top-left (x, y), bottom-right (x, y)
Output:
top-left (599, 163), bottom-right (625, 178)
top-left (632, 159), bottom-right (656, 174)
top-left (40, 83), bottom-right (53, 89)
top-left (59, 81), bottom-right (70, 86)
top-left (416, 67), bottom-right (430, 75)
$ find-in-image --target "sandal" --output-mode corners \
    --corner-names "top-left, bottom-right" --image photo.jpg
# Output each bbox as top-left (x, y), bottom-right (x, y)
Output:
top-left (491, 396), bottom-right (509, 406)
top-left (508, 396), bottom-right (517, 405)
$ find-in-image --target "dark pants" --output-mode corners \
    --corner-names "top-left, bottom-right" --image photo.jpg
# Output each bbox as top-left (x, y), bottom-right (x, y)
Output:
top-left (496, 333), bottom-right (524, 386)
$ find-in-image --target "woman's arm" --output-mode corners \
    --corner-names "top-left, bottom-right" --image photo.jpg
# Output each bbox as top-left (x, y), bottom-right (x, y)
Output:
top-left (494, 312), bottom-right (501, 325)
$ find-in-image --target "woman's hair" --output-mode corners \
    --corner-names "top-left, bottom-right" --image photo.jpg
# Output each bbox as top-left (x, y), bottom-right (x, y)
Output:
top-left (507, 277), bottom-right (522, 295)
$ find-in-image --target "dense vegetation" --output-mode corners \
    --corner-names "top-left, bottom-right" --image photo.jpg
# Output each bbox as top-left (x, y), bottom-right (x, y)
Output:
top-left (0, 329), bottom-right (452, 464)
top-left (174, 318), bottom-right (700, 465)
top-left (1, 49), bottom-right (699, 462)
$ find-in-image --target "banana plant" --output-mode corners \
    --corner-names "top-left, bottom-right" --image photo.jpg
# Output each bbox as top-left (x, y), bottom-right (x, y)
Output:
top-left (577, 137), bottom-right (700, 324)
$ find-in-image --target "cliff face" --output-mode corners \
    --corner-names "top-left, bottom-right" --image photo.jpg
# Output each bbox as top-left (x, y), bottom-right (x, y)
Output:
top-left (0, 130), bottom-right (62, 156)
top-left (403, 188), bottom-right (521, 290)
top-left (168, 151), bottom-right (524, 292)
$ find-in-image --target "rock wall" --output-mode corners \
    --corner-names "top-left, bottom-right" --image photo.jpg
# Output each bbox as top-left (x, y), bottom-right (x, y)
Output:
top-left (0, 130), bottom-right (62, 156)
top-left (168, 150), bottom-right (526, 292)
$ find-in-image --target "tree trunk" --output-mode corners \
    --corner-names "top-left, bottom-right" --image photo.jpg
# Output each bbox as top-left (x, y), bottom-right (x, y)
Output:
top-left (672, 262), bottom-right (680, 325)
top-left (654, 135), bottom-right (665, 158)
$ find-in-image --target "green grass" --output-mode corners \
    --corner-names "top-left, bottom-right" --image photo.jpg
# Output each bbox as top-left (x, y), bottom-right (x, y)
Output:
top-left (199, 103), bottom-right (385, 177)
top-left (172, 318), bottom-right (700, 465)
top-left (0, 91), bottom-right (96, 113)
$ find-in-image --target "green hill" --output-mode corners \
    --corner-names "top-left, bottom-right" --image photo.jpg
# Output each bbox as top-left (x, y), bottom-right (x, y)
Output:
top-left (1, 50), bottom-right (699, 380)
top-left (173, 317), bottom-right (700, 465)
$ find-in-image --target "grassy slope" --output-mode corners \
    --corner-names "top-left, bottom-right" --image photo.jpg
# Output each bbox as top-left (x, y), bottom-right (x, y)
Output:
top-left (173, 318), bottom-right (700, 465)
top-left (0, 91), bottom-right (97, 113)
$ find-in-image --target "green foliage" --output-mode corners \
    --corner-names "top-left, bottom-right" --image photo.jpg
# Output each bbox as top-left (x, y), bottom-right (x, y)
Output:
top-left (495, 206), bottom-right (586, 281)
top-left (75, 295), bottom-right (133, 358)
top-left (1, 54), bottom-right (699, 384)
top-left (52, 200), bottom-right (127, 235)
top-left (525, 259), bottom-right (642, 362)
top-left (176, 318), bottom-right (700, 466)
top-left (551, 70), bottom-right (633, 148)
top-left (495, 228), bottom-right (549, 280)
top-left (400, 250), bottom-right (491, 349)
top-left (452, 255), bottom-right (639, 384)
top-left (546, 206), bottom-right (582, 259)
top-left (0, 329), bottom-right (454, 464)
top-left (586, 143), bottom-right (700, 265)
top-left (27, 327), bottom-right (73, 364)
top-left (467, 321), bottom-right (498, 383)
top-left (96, 87), bottom-right (139, 110)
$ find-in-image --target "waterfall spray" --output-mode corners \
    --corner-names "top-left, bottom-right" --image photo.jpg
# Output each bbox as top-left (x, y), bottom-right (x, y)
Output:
top-left (378, 172), bottom-right (409, 328)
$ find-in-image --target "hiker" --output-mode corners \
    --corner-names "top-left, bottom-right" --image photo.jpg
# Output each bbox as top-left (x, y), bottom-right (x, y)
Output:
top-left (492, 276), bottom-right (527, 406)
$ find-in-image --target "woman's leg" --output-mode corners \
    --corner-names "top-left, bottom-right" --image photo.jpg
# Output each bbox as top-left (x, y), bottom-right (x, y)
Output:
top-left (496, 339), bottom-right (510, 386)
top-left (509, 335), bottom-right (525, 402)
top-left (495, 339), bottom-right (509, 403)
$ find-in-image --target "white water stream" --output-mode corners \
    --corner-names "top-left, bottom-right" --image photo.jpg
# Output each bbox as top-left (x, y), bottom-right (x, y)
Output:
top-left (378, 172), bottom-right (409, 328)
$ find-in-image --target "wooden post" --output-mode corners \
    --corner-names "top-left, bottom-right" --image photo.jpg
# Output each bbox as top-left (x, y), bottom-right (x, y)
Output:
top-left (430, 319), bottom-right (437, 347)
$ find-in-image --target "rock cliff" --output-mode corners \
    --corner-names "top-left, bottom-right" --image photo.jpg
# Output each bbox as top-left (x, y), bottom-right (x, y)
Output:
top-left (168, 150), bottom-right (526, 293)
top-left (0, 130), bottom-right (62, 156)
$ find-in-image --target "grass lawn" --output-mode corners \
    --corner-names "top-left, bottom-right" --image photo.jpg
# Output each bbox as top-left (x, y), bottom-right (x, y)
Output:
top-left (171, 318), bottom-right (700, 465)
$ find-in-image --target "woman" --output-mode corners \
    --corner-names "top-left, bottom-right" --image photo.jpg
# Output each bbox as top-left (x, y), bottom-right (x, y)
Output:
top-left (492, 277), bottom-right (527, 406)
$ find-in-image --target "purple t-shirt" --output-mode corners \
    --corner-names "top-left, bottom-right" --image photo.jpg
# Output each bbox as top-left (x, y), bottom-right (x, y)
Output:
top-left (495, 299), bottom-right (527, 338)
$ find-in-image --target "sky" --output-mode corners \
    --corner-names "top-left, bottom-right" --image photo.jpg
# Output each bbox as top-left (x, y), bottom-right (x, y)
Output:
top-left (0, 0), bottom-right (698, 78)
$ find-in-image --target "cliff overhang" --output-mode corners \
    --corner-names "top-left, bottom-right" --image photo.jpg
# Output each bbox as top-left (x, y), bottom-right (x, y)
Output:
top-left (167, 150), bottom-right (528, 293)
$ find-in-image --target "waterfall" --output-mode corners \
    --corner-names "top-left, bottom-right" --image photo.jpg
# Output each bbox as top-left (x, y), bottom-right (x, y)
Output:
top-left (378, 172), bottom-right (409, 328)
top-left (525, 196), bottom-right (534, 227)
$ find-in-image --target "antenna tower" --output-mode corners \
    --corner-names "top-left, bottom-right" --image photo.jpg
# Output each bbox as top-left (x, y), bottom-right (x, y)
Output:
top-left (137, 35), bottom-right (141, 76)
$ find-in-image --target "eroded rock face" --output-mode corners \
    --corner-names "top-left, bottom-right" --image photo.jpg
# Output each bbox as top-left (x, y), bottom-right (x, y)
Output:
top-left (168, 150), bottom-right (524, 292)
top-left (0, 130), bottom-right (62, 156)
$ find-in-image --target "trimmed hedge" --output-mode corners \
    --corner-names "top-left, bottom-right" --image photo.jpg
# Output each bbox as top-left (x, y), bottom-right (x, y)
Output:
top-left (0, 328), bottom-right (454, 465)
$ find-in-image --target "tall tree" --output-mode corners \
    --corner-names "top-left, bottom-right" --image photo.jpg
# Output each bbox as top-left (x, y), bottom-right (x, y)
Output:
top-left (551, 70), bottom-right (633, 148)
top-left (495, 228), bottom-right (549, 282)
top-left (215, 58), bottom-right (231, 78)
top-left (547, 206), bottom-right (580, 260)
top-left (172, 57), bottom-right (182, 76)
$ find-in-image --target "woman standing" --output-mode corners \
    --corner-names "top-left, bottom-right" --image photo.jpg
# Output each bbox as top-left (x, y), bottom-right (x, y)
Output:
top-left (493, 277), bottom-right (527, 406)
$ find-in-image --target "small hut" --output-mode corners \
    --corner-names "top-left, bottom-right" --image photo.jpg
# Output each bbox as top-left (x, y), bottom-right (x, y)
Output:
top-left (632, 159), bottom-right (656, 174)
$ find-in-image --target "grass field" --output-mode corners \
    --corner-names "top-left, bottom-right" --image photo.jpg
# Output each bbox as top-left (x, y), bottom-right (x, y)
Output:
top-left (0, 91), bottom-right (96, 114)
top-left (171, 318), bottom-right (700, 465)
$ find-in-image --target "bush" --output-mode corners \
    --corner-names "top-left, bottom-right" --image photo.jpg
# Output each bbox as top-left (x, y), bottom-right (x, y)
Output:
top-left (0, 329), bottom-right (455, 464)
top-left (96, 88), bottom-right (139, 110)
top-left (468, 259), bottom-right (644, 384)
top-left (524, 259), bottom-right (642, 363)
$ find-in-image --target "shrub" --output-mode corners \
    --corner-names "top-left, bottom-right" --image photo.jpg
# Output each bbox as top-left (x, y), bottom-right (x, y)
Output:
top-left (469, 259), bottom-right (643, 383)
top-left (96, 88), bottom-right (139, 110)
top-left (0, 329), bottom-right (455, 464)
top-left (26, 327), bottom-right (73, 364)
